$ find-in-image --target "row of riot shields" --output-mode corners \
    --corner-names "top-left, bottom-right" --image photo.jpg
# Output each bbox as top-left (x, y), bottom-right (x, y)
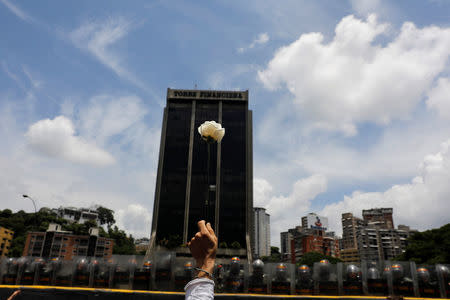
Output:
top-left (1, 255), bottom-right (449, 298)
top-left (215, 258), bottom-right (450, 298)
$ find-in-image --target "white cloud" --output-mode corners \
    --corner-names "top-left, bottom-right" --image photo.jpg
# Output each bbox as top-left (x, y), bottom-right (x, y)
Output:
top-left (22, 65), bottom-right (43, 89)
top-left (255, 174), bottom-right (327, 245)
top-left (116, 204), bottom-right (152, 238)
top-left (1, 62), bottom-right (26, 91)
top-left (0, 0), bottom-right (33, 23)
top-left (350, 0), bottom-right (381, 16)
top-left (427, 77), bottom-right (450, 119)
top-left (26, 116), bottom-right (115, 166)
top-left (320, 139), bottom-right (450, 235)
top-left (258, 14), bottom-right (450, 136)
top-left (238, 32), bottom-right (270, 53)
top-left (69, 17), bottom-right (147, 90)
top-left (77, 94), bottom-right (148, 144)
top-left (253, 178), bottom-right (273, 207)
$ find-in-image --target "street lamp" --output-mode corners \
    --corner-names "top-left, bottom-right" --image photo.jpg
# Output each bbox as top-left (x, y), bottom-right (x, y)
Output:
top-left (22, 194), bottom-right (38, 230)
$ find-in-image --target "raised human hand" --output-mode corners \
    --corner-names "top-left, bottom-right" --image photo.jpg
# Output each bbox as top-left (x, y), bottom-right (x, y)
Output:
top-left (187, 220), bottom-right (217, 277)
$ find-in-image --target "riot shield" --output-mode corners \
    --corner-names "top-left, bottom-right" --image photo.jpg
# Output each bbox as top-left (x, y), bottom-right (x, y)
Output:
top-left (53, 258), bottom-right (73, 287)
top-left (72, 258), bottom-right (90, 287)
top-left (1, 258), bottom-right (18, 284)
top-left (341, 263), bottom-right (363, 295)
top-left (17, 257), bottom-right (35, 285)
top-left (313, 259), bottom-right (338, 295)
top-left (173, 258), bottom-right (195, 292)
top-left (90, 259), bottom-right (111, 288)
top-left (391, 261), bottom-right (415, 297)
top-left (132, 256), bottom-right (153, 290)
top-left (224, 257), bottom-right (245, 293)
top-left (247, 259), bottom-right (268, 294)
top-left (214, 263), bottom-right (226, 293)
top-left (268, 262), bottom-right (293, 295)
top-left (416, 265), bottom-right (440, 298)
top-left (364, 261), bottom-right (390, 296)
top-left (436, 264), bottom-right (450, 299)
top-left (33, 258), bottom-right (50, 285)
top-left (295, 264), bottom-right (314, 295)
top-left (111, 255), bottom-right (134, 290)
top-left (153, 252), bottom-right (175, 291)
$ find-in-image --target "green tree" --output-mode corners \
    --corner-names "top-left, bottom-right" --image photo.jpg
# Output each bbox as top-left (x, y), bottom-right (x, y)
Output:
top-left (396, 223), bottom-right (450, 264)
top-left (95, 206), bottom-right (116, 227)
top-left (230, 241), bottom-right (241, 249)
top-left (261, 246), bottom-right (281, 262)
top-left (108, 226), bottom-right (136, 255)
top-left (271, 246), bottom-right (280, 254)
top-left (219, 242), bottom-right (228, 248)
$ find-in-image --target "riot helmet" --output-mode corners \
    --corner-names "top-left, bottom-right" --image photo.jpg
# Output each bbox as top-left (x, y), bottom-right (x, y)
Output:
top-left (77, 258), bottom-right (89, 271)
top-left (230, 257), bottom-right (241, 274)
top-left (346, 264), bottom-right (361, 281)
top-left (318, 259), bottom-right (330, 281)
top-left (416, 267), bottom-right (430, 283)
top-left (6, 258), bottom-right (18, 273)
top-left (297, 265), bottom-right (311, 280)
top-left (184, 261), bottom-right (194, 277)
top-left (275, 263), bottom-right (287, 280)
top-left (143, 260), bottom-right (152, 270)
top-left (253, 259), bottom-right (264, 275)
top-left (436, 265), bottom-right (449, 280)
top-left (391, 264), bottom-right (403, 281)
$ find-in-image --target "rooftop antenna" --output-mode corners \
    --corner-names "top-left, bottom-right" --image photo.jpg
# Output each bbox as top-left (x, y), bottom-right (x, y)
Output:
top-left (194, 82), bottom-right (198, 89)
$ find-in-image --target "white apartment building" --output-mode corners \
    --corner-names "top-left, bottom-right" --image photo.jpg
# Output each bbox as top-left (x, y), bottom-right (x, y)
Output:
top-left (254, 207), bottom-right (270, 257)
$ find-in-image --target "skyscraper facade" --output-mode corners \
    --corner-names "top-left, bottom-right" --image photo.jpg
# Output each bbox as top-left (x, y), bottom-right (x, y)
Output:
top-left (254, 207), bottom-right (270, 257)
top-left (150, 89), bottom-right (253, 256)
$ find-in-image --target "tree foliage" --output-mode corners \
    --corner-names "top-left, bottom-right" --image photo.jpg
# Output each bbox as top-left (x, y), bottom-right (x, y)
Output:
top-left (396, 223), bottom-right (450, 264)
top-left (261, 246), bottom-right (281, 262)
top-left (95, 206), bottom-right (116, 227)
top-left (108, 226), bottom-right (136, 255)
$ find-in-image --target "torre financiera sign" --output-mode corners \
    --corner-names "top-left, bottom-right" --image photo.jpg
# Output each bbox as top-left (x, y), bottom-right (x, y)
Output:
top-left (147, 88), bottom-right (254, 260)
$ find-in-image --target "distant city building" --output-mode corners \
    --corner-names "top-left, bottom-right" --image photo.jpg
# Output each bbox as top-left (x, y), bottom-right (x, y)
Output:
top-left (281, 213), bottom-right (339, 263)
top-left (301, 213), bottom-right (329, 231)
top-left (253, 207), bottom-right (270, 257)
top-left (0, 227), bottom-right (14, 257)
top-left (362, 208), bottom-right (394, 229)
top-left (341, 208), bottom-right (416, 262)
top-left (52, 207), bottom-right (99, 224)
top-left (280, 230), bottom-right (294, 261)
top-left (135, 237), bottom-right (150, 254)
top-left (340, 248), bottom-right (360, 263)
top-left (23, 223), bottom-right (113, 260)
top-left (341, 212), bottom-right (365, 249)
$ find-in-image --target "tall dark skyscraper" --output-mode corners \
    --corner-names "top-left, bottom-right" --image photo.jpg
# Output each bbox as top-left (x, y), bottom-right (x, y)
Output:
top-left (150, 88), bottom-right (253, 256)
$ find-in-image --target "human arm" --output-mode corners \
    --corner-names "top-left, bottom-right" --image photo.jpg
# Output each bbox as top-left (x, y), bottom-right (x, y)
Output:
top-left (185, 220), bottom-right (218, 300)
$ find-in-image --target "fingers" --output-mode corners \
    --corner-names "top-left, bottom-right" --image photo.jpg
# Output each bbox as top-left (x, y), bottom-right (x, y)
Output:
top-left (206, 222), bottom-right (215, 236)
top-left (197, 220), bottom-right (208, 235)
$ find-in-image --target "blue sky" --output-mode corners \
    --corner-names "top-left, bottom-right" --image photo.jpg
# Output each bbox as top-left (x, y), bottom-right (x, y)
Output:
top-left (1, 0), bottom-right (450, 245)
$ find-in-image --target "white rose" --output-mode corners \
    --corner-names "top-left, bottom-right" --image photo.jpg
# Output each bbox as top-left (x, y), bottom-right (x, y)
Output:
top-left (198, 121), bottom-right (225, 143)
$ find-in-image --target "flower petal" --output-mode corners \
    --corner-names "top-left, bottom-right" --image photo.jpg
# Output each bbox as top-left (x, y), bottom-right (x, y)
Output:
top-left (215, 128), bottom-right (225, 142)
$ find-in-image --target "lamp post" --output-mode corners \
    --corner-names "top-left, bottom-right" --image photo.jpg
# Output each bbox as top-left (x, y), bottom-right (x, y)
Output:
top-left (22, 194), bottom-right (38, 230)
